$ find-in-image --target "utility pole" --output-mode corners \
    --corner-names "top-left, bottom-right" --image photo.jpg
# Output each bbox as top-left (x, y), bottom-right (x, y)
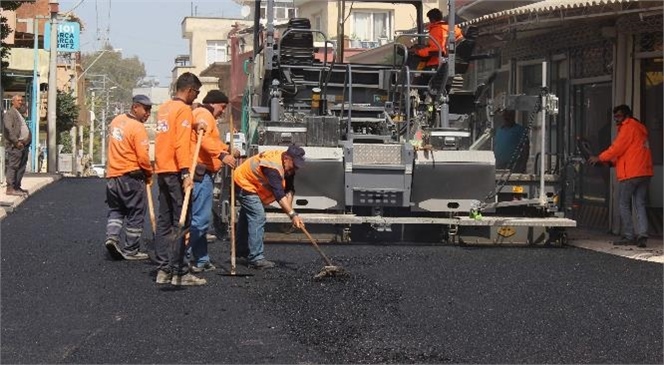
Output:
top-left (89, 91), bottom-right (95, 160)
top-left (46, 0), bottom-right (59, 173)
top-left (31, 17), bottom-right (40, 172)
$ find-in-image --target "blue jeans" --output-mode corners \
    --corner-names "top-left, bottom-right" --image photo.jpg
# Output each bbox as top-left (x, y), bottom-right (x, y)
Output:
top-left (618, 176), bottom-right (650, 239)
top-left (189, 173), bottom-right (213, 267)
top-left (236, 191), bottom-right (266, 263)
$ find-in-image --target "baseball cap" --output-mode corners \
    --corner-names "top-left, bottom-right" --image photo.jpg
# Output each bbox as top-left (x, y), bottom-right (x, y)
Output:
top-left (132, 94), bottom-right (152, 106)
top-left (285, 145), bottom-right (305, 169)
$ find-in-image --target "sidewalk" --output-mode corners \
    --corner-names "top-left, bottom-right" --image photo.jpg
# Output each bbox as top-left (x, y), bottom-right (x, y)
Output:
top-left (567, 228), bottom-right (664, 264)
top-left (0, 173), bottom-right (61, 220)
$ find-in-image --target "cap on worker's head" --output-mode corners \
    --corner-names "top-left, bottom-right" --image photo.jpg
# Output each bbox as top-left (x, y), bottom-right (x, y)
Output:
top-left (285, 144), bottom-right (305, 169)
top-left (202, 90), bottom-right (229, 104)
top-left (132, 94), bottom-right (152, 106)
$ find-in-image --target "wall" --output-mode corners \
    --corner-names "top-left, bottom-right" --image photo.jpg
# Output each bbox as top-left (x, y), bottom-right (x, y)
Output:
top-left (176, 17), bottom-right (252, 102)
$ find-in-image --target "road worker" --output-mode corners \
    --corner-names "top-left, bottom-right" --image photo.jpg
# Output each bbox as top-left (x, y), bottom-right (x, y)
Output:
top-left (408, 8), bottom-right (463, 70)
top-left (233, 145), bottom-right (306, 269)
top-left (104, 94), bottom-right (153, 261)
top-left (188, 90), bottom-right (237, 273)
top-left (589, 104), bottom-right (653, 248)
top-left (494, 109), bottom-right (529, 173)
top-left (154, 72), bottom-right (207, 286)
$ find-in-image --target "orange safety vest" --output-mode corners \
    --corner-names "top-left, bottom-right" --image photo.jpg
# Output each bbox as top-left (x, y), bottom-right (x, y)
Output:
top-left (598, 117), bottom-right (653, 181)
top-left (416, 21), bottom-right (464, 67)
top-left (192, 107), bottom-right (227, 173)
top-left (233, 150), bottom-right (285, 204)
top-left (106, 114), bottom-right (152, 178)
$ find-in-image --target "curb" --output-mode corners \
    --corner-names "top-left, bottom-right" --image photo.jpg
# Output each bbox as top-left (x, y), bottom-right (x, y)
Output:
top-left (0, 174), bottom-right (61, 220)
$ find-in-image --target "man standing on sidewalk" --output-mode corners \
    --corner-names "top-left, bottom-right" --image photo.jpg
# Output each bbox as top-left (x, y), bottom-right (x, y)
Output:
top-left (188, 90), bottom-right (237, 273)
top-left (154, 72), bottom-right (206, 286)
top-left (104, 95), bottom-right (153, 261)
top-left (589, 104), bottom-right (653, 248)
top-left (3, 95), bottom-right (31, 196)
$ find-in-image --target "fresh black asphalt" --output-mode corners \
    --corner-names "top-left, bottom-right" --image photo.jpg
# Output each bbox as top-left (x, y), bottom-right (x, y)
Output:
top-left (1, 178), bottom-right (662, 364)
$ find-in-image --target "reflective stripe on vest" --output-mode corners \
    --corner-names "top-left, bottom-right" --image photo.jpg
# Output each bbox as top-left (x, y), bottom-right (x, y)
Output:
top-left (237, 150), bottom-right (285, 204)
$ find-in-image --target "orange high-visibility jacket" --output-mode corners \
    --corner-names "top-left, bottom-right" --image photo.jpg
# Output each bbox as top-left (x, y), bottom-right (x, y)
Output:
top-left (416, 21), bottom-right (463, 67)
top-left (192, 107), bottom-right (228, 173)
top-left (155, 99), bottom-right (193, 174)
top-left (106, 113), bottom-right (152, 178)
top-left (599, 117), bottom-right (653, 181)
top-left (233, 150), bottom-right (285, 204)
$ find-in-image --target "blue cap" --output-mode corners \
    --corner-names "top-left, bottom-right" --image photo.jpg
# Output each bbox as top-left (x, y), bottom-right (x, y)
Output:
top-left (285, 145), bottom-right (305, 169)
top-left (132, 94), bottom-right (152, 106)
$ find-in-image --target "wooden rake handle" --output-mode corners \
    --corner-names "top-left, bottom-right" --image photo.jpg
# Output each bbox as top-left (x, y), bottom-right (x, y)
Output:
top-left (178, 129), bottom-right (204, 228)
top-left (301, 226), bottom-right (334, 267)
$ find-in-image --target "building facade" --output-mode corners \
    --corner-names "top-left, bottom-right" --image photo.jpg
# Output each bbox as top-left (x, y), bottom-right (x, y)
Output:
top-left (462, 0), bottom-right (663, 234)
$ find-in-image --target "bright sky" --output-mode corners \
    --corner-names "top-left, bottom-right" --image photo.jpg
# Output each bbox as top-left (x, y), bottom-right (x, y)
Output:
top-left (59, 0), bottom-right (243, 86)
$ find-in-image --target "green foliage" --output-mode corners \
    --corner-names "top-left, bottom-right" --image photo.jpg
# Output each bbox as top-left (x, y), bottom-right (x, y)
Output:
top-left (82, 46), bottom-right (147, 112)
top-left (56, 90), bottom-right (79, 143)
top-left (1, 1), bottom-right (22, 85)
top-left (59, 131), bottom-right (73, 153)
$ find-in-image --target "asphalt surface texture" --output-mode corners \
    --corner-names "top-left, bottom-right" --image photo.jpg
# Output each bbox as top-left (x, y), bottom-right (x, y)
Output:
top-left (1, 178), bottom-right (662, 364)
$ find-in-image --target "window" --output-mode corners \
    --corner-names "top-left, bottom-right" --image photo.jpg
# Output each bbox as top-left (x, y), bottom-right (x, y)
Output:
top-left (314, 15), bottom-right (322, 31)
top-left (260, 2), bottom-right (296, 21)
top-left (206, 40), bottom-right (227, 66)
top-left (351, 11), bottom-right (391, 42)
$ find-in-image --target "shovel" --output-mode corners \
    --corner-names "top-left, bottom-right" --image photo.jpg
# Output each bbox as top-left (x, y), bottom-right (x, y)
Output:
top-left (175, 129), bottom-right (204, 241)
top-left (301, 226), bottom-right (348, 280)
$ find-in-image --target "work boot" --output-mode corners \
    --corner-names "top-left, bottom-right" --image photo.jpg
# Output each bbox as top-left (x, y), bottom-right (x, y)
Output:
top-left (122, 251), bottom-right (149, 261)
top-left (636, 236), bottom-right (648, 248)
top-left (248, 259), bottom-right (276, 269)
top-left (104, 239), bottom-right (125, 260)
top-left (171, 273), bottom-right (207, 286)
top-left (190, 262), bottom-right (216, 273)
top-left (612, 237), bottom-right (635, 246)
top-left (5, 188), bottom-right (23, 197)
top-left (155, 270), bottom-right (172, 284)
top-left (16, 188), bottom-right (29, 196)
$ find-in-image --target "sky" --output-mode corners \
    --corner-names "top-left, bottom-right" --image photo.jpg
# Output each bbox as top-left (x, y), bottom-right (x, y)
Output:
top-left (59, 0), bottom-right (243, 87)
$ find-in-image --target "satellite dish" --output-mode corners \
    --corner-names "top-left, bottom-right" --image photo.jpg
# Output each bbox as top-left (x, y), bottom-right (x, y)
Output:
top-left (240, 5), bottom-right (251, 18)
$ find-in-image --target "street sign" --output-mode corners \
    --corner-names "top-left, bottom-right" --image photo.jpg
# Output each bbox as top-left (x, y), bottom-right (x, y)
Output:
top-left (44, 22), bottom-right (80, 52)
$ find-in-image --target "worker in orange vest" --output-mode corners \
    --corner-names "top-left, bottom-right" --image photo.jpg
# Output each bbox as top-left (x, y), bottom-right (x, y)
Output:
top-left (104, 94), bottom-right (153, 261)
top-left (408, 8), bottom-right (463, 70)
top-left (589, 104), bottom-right (653, 248)
top-left (188, 90), bottom-right (237, 273)
top-left (154, 72), bottom-right (207, 286)
top-left (233, 145), bottom-right (306, 269)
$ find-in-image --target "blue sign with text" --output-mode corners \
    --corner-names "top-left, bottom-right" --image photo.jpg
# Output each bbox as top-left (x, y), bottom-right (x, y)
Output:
top-left (44, 22), bottom-right (80, 52)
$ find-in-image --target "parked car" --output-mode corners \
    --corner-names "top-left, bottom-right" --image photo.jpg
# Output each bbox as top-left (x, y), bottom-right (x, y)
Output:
top-left (92, 164), bottom-right (106, 178)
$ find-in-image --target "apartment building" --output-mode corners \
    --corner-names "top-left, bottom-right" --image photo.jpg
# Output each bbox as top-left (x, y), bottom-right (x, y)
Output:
top-left (171, 16), bottom-right (252, 100)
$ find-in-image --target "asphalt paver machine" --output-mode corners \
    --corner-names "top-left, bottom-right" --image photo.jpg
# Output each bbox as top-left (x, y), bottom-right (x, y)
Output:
top-left (215, 0), bottom-right (577, 245)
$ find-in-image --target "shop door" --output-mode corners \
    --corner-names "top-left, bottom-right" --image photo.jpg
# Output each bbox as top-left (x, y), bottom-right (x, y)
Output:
top-left (572, 82), bottom-right (612, 230)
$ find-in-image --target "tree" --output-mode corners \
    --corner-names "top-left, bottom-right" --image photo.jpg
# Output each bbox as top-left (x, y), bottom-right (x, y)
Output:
top-left (0, 1), bottom-right (22, 87)
top-left (82, 46), bottom-right (147, 113)
top-left (56, 90), bottom-right (79, 147)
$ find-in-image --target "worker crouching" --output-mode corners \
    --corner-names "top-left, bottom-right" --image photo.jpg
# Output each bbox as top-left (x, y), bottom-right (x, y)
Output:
top-left (233, 145), bottom-right (306, 269)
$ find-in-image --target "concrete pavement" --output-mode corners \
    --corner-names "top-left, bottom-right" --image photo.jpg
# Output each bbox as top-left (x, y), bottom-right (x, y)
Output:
top-left (0, 173), bottom-right (61, 219)
top-left (0, 175), bottom-right (661, 264)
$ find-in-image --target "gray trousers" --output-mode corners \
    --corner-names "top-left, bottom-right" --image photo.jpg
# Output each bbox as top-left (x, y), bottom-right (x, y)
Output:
top-left (5, 145), bottom-right (29, 190)
top-left (618, 176), bottom-right (650, 239)
top-left (106, 175), bottom-right (146, 254)
top-left (155, 173), bottom-right (190, 275)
